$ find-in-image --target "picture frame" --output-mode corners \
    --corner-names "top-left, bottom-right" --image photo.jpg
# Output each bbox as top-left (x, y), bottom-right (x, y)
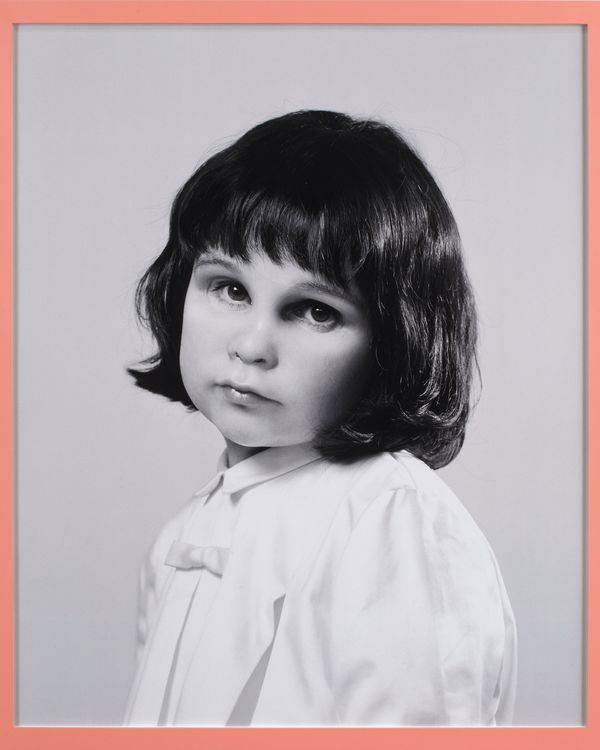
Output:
top-left (1, 1), bottom-right (597, 748)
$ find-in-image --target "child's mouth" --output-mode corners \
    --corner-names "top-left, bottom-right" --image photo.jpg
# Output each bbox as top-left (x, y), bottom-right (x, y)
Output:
top-left (219, 383), bottom-right (274, 406)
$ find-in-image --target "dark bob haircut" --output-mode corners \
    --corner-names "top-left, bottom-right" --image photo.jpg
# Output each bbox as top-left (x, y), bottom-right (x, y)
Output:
top-left (129, 110), bottom-right (478, 469)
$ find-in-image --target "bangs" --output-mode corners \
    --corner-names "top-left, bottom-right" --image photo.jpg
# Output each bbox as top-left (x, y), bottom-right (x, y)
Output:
top-left (183, 192), bottom-right (372, 288)
top-left (174, 120), bottom-right (400, 292)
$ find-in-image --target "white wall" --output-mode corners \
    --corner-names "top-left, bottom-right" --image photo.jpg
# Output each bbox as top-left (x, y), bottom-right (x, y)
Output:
top-left (16, 24), bottom-right (583, 725)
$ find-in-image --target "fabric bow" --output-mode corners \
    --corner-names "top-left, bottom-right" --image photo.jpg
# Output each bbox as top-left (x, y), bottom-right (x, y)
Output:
top-left (165, 541), bottom-right (229, 576)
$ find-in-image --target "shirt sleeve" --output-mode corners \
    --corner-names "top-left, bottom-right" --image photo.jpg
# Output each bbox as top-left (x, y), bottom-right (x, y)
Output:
top-left (132, 498), bottom-right (199, 663)
top-left (133, 542), bottom-right (159, 663)
top-left (329, 484), bottom-right (517, 726)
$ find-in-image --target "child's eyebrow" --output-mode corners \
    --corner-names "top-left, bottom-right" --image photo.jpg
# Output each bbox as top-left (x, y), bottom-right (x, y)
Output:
top-left (293, 280), bottom-right (361, 307)
top-left (194, 250), bottom-right (362, 307)
top-left (194, 251), bottom-right (240, 271)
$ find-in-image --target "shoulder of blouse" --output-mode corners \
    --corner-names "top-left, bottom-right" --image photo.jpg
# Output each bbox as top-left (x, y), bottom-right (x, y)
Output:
top-left (324, 454), bottom-right (515, 725)
top-left (334, 451), bottom-right (507, 625)
top-left (322, 452), bottom-right (503, 624)
top-left (322, 450), bottom-right (485, 541)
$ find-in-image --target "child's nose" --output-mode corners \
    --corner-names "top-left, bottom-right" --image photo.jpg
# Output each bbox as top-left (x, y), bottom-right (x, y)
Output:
top-left (228, 318), bottom-right (278, 369)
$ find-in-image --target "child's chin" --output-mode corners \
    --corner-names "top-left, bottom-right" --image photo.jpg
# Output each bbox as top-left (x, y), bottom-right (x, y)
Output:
top-left (225, 434), bottom-right (289, 449)
top-left (220, 425), bottom-right (309, 450)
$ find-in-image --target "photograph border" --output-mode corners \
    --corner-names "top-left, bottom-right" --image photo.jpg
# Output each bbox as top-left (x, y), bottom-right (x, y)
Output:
top-left (1, 1), bottom-right (596, 748)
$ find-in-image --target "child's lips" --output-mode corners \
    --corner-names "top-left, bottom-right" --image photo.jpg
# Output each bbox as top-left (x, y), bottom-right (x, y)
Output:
top-left (218, 381), bottom-right (277, 405)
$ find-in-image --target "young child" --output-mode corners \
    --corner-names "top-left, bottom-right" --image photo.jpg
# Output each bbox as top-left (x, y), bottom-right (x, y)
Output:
top-left (124, 110), bottom-right (517, 727)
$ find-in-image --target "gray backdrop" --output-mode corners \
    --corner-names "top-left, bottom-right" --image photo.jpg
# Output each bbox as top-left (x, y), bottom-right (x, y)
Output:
top-left (15, 25), bottom-right (583, 725)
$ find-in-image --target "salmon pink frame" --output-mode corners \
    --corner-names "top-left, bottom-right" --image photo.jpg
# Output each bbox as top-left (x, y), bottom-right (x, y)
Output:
top-left (0, 1), bottom-right (597, 748)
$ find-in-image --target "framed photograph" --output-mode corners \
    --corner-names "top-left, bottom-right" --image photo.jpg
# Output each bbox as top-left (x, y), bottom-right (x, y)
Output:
top-left (1, 1), bottom-right (597, 748)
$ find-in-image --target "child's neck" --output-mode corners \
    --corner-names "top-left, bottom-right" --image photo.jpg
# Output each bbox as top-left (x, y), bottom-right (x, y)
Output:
top-left (224, 440), bottom-right (267, 468)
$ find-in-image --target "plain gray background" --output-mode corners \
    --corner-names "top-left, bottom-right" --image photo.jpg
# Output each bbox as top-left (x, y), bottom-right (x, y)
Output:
top-left (16, 25), bottom-right (583, 725)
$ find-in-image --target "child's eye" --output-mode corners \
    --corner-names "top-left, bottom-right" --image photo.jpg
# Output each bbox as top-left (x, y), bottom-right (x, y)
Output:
top-left (211, 281), bottom-right (249, 305)
top-left (224, 284), bottom-right (248, 302)
top-left (293, 302), bottom-right (341, 330)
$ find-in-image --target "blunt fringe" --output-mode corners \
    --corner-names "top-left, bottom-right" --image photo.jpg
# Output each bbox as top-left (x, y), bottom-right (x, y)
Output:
top-left (129, 110), bottom-right (478, 469)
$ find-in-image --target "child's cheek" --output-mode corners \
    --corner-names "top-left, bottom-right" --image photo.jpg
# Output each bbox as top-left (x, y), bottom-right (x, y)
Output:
top-left (285, 334), bottom-right (372, 430)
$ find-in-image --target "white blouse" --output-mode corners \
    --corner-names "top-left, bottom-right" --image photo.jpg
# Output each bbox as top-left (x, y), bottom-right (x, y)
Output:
top-left (124, 445), bottom-right (517, 727)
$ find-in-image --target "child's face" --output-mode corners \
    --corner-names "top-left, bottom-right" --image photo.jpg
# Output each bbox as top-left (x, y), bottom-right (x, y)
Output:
top-left (180, 248), bottom-right (372, 462)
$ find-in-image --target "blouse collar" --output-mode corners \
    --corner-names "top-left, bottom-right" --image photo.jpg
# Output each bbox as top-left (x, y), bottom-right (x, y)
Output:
top-left (193, 443), bottom-right (322, 504)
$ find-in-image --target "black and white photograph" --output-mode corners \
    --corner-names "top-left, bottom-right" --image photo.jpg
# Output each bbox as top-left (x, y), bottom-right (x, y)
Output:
top-left (15, 23), bottom-right (583, 727)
